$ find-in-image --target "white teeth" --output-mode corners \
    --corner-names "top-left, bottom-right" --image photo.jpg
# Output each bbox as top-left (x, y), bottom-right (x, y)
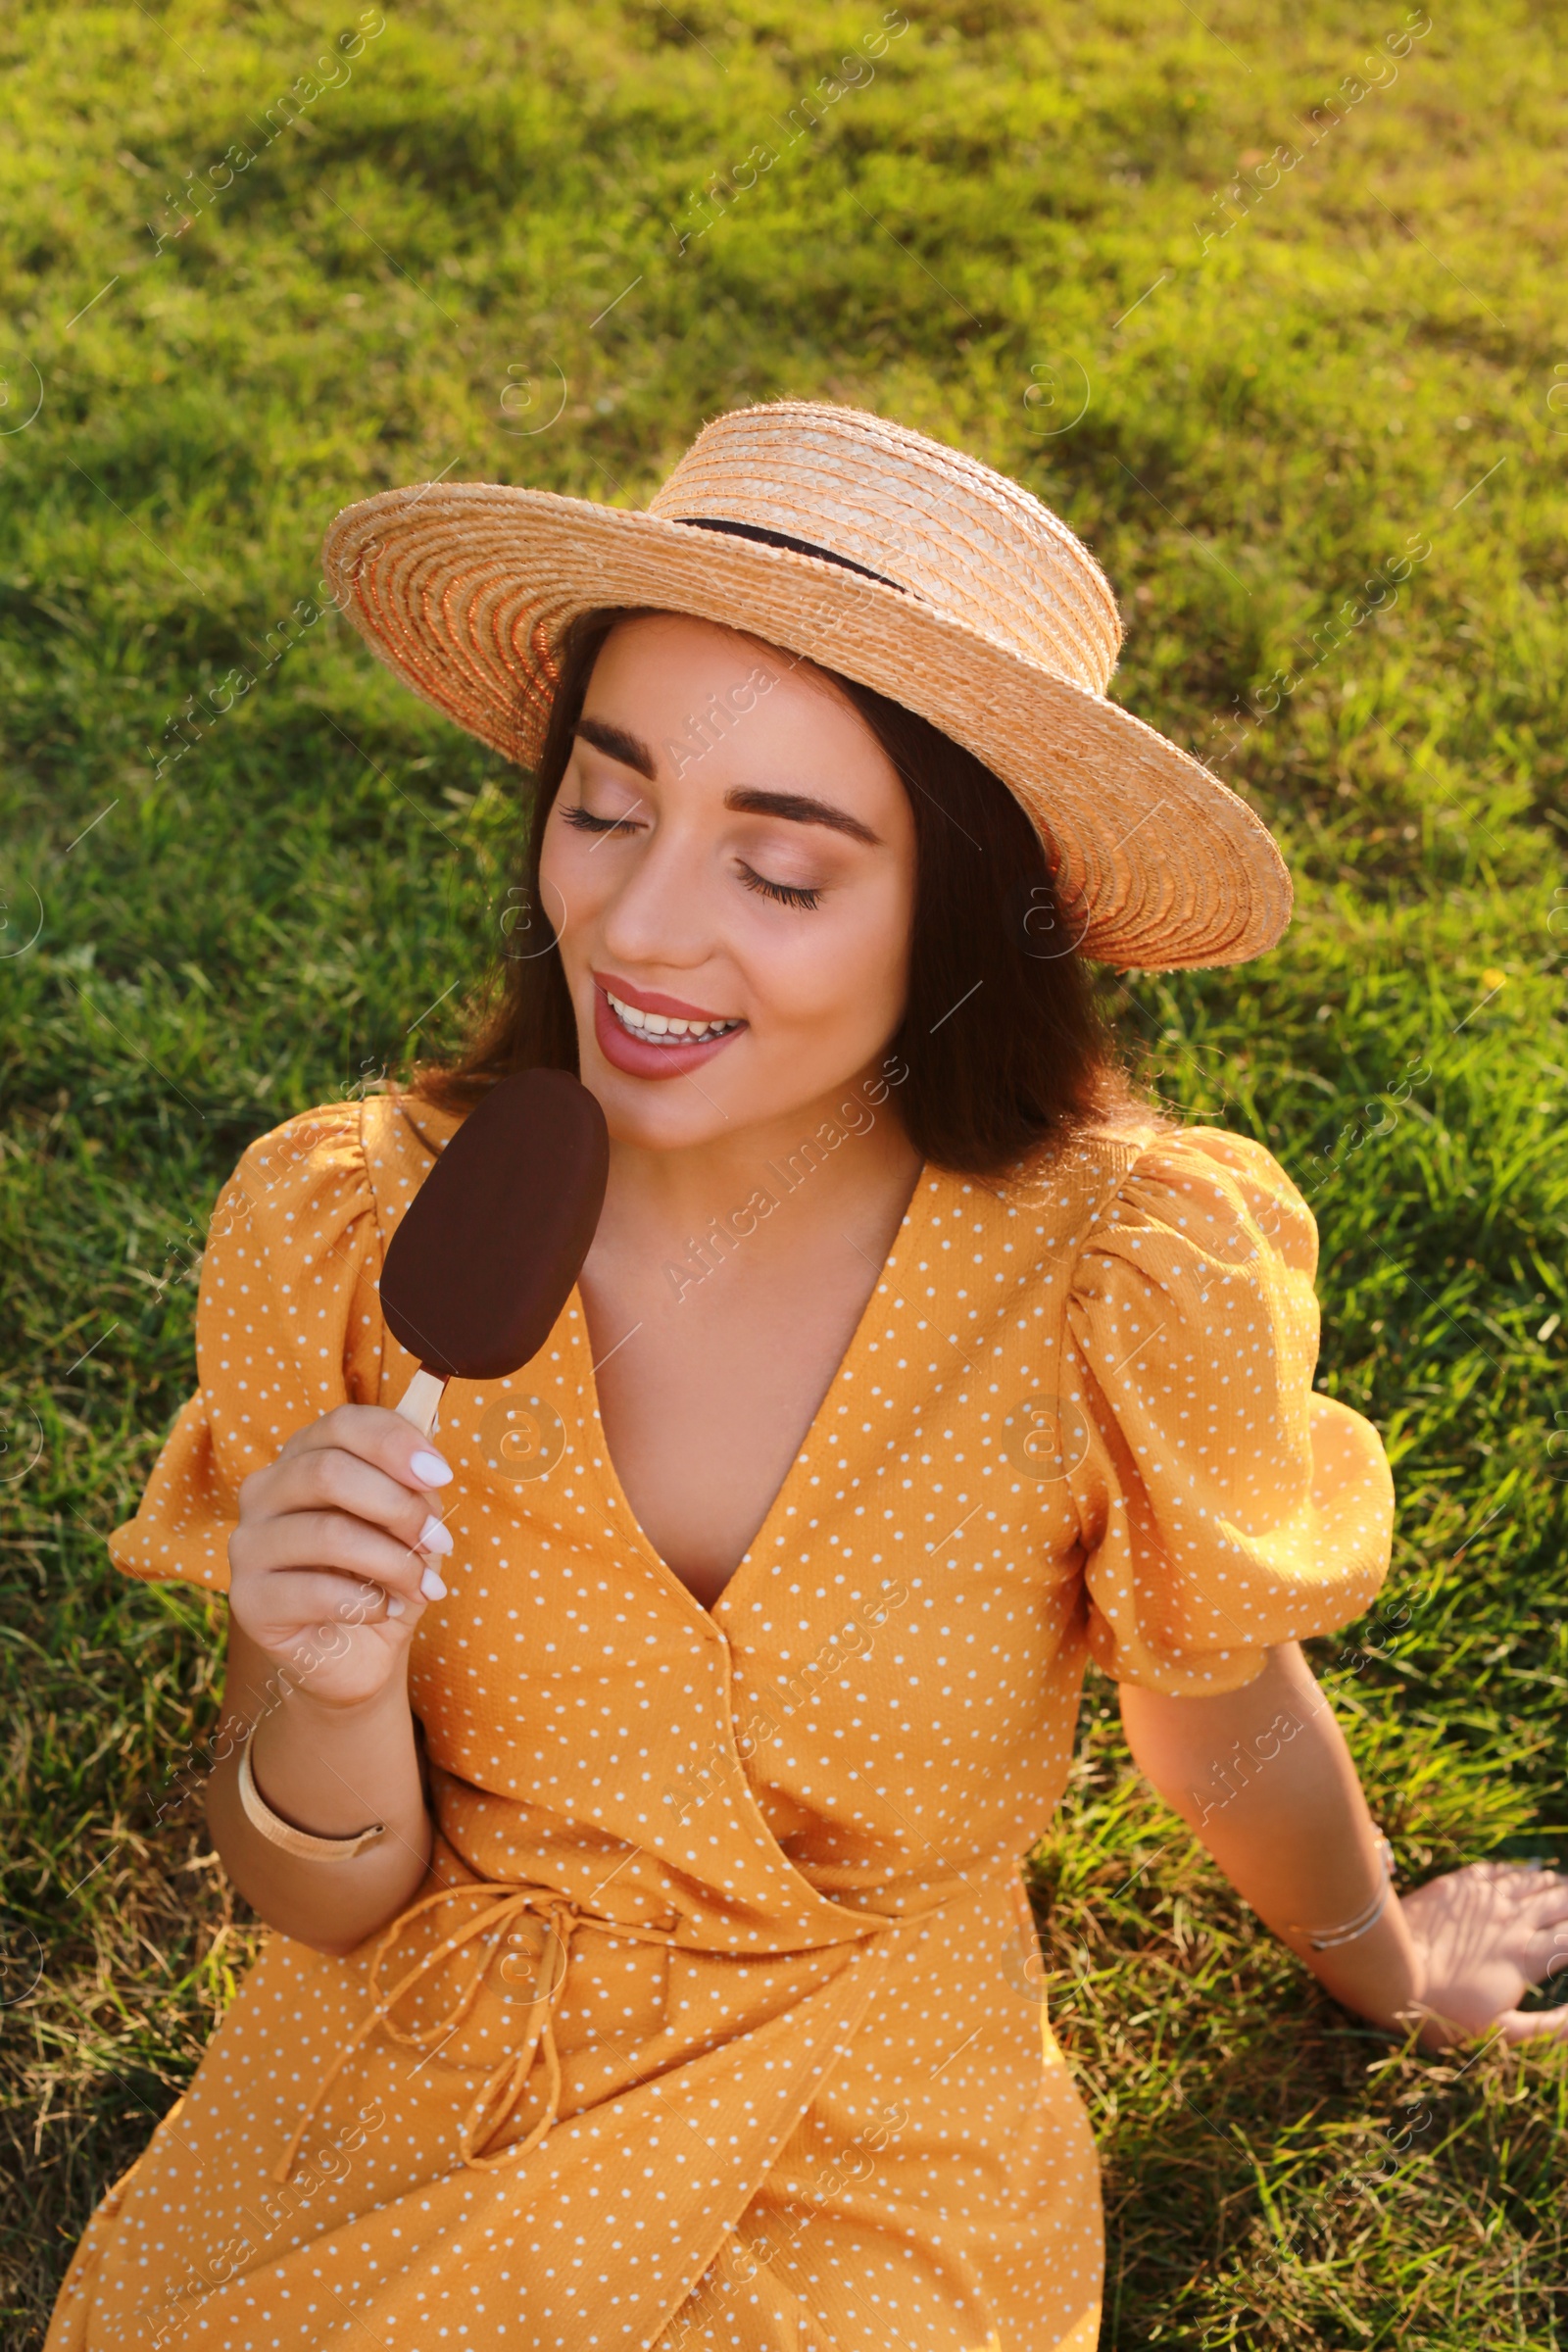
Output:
top-left (605, 990), bottom-right (738, 1045)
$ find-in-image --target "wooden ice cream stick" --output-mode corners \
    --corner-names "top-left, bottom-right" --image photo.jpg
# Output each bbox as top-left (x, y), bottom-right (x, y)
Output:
top-left (394, 1368), bottom-right (448, 1438)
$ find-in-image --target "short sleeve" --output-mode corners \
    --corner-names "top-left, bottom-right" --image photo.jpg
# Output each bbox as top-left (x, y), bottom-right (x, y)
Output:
top-left (1063, 1125), bottom-right (1394, 1695)
top-left (109, 1102), bottom-right (387, 1592)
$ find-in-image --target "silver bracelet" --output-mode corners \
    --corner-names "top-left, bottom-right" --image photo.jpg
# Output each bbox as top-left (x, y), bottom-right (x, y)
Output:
top-left (235, 1738), bottom-right (387, 1860)
top-left (1293, 1834), bottom-right (1396, 1952)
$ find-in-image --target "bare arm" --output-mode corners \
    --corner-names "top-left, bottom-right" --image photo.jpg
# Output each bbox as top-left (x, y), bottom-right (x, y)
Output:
top-left (1119, 1642), bottom-right (1420, 2028)
top-left (205, 1620), bottom-right (433, 1957)
top-left (1120, 1642), bottom-right (1568, 2047)
top-left (203, 1403), bottom-right (455, 1958)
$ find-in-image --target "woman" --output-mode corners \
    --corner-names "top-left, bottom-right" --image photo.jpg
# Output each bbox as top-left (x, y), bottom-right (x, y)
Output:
top-left (51, 403), bottom-right (1567, 2352)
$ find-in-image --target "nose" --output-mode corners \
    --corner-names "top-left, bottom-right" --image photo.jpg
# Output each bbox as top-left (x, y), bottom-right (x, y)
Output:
top-left (596, 818), bottom-right (720, 975)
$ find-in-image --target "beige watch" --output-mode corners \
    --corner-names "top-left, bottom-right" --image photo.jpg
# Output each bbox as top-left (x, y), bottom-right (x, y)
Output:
top-left (235, 1738), bottom-right (387, 1860)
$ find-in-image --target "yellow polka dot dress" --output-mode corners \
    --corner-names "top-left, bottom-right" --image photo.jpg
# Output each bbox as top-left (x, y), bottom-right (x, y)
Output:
top-left (48, 1092), bottom-right (1394, 2352)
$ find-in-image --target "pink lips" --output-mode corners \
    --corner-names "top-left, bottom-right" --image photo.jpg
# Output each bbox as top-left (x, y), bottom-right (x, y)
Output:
top-left (591, 972), bottom-right (748, 1082)
top-left (592, 969), bottom-right (731, 1023)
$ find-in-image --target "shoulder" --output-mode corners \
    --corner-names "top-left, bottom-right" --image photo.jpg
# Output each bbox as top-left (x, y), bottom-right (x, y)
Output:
top-left (215, 1087), bottom-right (462, 1258)
top-left (229, 1095), bottom-right (366, 1193)
top-left (1062, 1120), bottom-right (1322, 1391)
top-left (977, 1113), bottom-right (1315, 1290)
top-left (1087, 1119), bottom-right (1317, 1280)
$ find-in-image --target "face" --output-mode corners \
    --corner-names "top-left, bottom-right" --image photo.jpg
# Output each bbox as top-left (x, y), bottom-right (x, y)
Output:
top-left (537, 612), bottom-right (918, 1154)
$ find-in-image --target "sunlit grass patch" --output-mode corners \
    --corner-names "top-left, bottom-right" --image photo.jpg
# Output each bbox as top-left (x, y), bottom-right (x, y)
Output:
top-left (3, 0), bottom-right (1567, 2341)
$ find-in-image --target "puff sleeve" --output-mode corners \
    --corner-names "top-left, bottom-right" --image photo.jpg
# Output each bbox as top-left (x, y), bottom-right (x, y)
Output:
top-left (109, 1102), bottom-right (387, 1592)
top-left (1063, 1125), bottom-right (1394, 1695)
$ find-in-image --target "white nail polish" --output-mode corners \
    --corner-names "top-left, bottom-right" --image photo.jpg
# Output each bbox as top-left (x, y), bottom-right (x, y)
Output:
top-left (386, 1594), bottom-right (406, 1619)
top-left (417, 1514), bottom-right (454, 1556)
top-left (419, 1566), bottom-right (448, 1602)
top-left (411, 1449), bottom-right (453, 1487)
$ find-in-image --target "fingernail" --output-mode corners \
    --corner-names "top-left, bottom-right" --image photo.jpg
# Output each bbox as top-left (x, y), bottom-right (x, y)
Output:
top-left (419, 1566), bottom-right (448, 1601)
top-left (411, 1449), bottom-right (453, 1487)
top-left (386, 1594), bottom-right (406, 1619)
top-left (417, 1514), bottom-right (454, 1556)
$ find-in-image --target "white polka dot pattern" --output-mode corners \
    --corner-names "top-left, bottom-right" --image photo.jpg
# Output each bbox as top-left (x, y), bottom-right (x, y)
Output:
top-left (49, 1094), bottom-right (1394, 2352)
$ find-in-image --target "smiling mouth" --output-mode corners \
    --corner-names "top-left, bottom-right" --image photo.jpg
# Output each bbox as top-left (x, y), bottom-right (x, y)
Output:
top-left (603, 987), bottom-right (743, 1046)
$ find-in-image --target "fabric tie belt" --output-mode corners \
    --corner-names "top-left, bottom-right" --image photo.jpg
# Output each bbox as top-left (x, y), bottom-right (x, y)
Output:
top-left (275, 1880), bottom-right (681, 2185)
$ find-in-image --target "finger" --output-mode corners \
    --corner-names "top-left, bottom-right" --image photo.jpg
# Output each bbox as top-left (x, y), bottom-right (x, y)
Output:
top-left (1499, 1859), bottom-right (1565, 1887)
top-left (1487, 1881), bottom-right (1568, 1940)
top-left (246, 1446), bottom-right (452, 1555)
top-left (1464, 1860), bottom-right (1549, 1892)
top-left (251, 1567), bottom-right (427, 1639)
top-left (278, 1403), bottom-right (454, 1495)
top-left (1479, 1862), bottom-right (1557, 1897)
top-left (1493, 2003), bottom-right (1568, 2045)
top-left (229, 1510), bottom-right (438, 1603)
top-left (1523, 1925), bottom-right (1568, 1982)
top-left (1412, 2001), bottom-right (1484, 2054)
top-left (1452, 1864), bottom-right (1568, 1919)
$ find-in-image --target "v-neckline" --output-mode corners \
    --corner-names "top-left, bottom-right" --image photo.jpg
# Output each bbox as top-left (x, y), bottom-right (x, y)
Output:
top-left (572, 1160), bottom-right (936, 1630)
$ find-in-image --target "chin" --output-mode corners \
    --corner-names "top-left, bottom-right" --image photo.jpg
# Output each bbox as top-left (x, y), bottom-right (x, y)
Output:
top-left (572, 1041), bottom-right (740, 1147)
top-left (592, 1077), bottom-right (740, 1153)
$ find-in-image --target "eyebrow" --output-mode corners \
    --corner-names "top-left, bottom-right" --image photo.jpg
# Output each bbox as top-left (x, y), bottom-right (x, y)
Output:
top-left (723, 786), bottom-right (880, 847)
top-left (574, 718), bottom-right (881, 846)
top-left (574, 716), bottom-right (656, 778)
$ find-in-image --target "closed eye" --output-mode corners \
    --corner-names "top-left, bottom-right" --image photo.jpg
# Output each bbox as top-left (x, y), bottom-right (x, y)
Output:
top-left (564, 804), bottom-right (820, 906)
top-left (562, 803), bottom-right (643, 838)
top-left (738, 863), bottom-right (821, 911)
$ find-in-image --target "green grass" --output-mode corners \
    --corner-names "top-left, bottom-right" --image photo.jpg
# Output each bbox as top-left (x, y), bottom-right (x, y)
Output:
top-left (3, 0), bottom-right (1567, 2342)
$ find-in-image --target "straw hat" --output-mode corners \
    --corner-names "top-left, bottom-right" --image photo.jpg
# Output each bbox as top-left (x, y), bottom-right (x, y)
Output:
top-left (321, 401), bottom-right (1290, 970)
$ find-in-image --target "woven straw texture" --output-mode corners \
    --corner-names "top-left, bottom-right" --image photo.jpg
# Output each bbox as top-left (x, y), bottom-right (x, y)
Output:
top-left (321, 401), bottom-right (1292, 970)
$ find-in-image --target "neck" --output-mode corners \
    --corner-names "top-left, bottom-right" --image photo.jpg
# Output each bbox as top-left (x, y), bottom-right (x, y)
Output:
top-left (589, 1060), bottom-right (921, 1289)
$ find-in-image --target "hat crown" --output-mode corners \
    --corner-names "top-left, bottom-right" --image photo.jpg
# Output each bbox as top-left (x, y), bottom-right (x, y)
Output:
top-left (646, 401), bottom-right (1123, 696)
top-left (321, 396), bottom-right (1293, 970)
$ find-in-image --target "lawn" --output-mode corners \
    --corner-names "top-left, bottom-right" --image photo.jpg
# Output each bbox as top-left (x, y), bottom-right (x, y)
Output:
top-left (2, 0), bottom-right (1567, 2342)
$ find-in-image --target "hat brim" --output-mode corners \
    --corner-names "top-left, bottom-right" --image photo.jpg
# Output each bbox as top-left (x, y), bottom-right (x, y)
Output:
top-left (321, 482), bottom-right (1291, 972)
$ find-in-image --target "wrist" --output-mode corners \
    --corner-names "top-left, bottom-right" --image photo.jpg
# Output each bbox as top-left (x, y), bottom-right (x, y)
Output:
top-left (1298, 1896), bottom-right (1427, 2034)
top-left (237, 1737), bottom-right (389, 1858)
top-left (247, 1680), bottom-right (416, 1803)
top-left (1288, 1833), bottom-right (1396, 1952)
top-left (241, 1667), bottom-right (422, 1844)
top-left (247, 1670), bottom-right (409, 1761)
top-left (260, 1643), bottom-right (413, 1727)
top-left (1277, 1831), bottom-right (1429, 2032)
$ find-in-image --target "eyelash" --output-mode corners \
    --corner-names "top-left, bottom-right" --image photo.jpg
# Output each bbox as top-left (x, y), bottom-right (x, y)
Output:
top-left (738, 864), bottom-right (821, 912)
top-left (562, 805), bottom-right (639, 838)
top-left (564, 806), bottom-right (822, 910)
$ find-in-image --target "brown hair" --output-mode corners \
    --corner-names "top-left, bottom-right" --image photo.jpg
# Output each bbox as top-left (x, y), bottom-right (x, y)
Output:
top-left (413, 609), bottom-right (1140, 1176)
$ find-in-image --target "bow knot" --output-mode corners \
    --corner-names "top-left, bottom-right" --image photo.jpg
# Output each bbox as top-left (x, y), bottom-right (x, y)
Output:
top-left (275, 1880), bottom-right (674, 2184)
